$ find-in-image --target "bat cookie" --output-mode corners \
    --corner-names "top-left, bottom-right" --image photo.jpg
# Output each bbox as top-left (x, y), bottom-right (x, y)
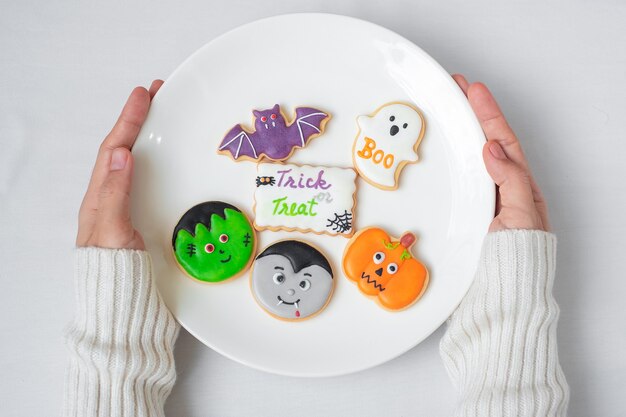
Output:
top-left (250, 240), bottom-right (334, 321)
top-left (342, 227), bottom-right (428, 311)
top-left (172, 201), bottom-right (256, 283)
top-left (353, 102), bottom-right (425, 190)
top-left (218, 104), bottom-right (331, 162)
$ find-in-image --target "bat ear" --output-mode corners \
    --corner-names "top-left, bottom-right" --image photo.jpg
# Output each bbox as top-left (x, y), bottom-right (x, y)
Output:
top-left (272, 104), bottom-right (280, 112)
top-left (252, 109), bottom-right (261, 118)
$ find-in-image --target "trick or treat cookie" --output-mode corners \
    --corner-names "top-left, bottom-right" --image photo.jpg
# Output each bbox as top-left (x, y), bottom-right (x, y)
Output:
top-left (352, 102), bottom-right (425, 190)
top-left (250, 240), bottom-right (334, 321)
top-left (342, 227), bottom-right (429, 311)
top-left (218, 104), bottom-right (331, 162)
top-left (172, 201), bottom-right (256, 283)
top-left (253, 163), bottom-right (357, 237)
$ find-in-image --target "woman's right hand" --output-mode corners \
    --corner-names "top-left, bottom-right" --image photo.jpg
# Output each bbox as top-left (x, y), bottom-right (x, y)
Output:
top-left (453, 74), bottom-right (550, 232)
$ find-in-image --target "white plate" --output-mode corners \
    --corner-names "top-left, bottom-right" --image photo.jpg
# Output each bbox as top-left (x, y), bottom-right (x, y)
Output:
top-left (132, 13), bottom-right (494, 377)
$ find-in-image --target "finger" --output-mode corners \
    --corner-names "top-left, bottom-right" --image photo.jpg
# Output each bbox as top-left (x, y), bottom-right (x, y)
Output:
top-left (452, 74), bottom-right (470, 96)
top-left (76, 201), bottom-right (97, 246)
top-left (529, 176), bottom-right (551, 231)
top-left (483, 141), bottom-right (533, 203)
top-left (103, 86), bottom-right (151, 151)
top-left (467, 83), bottom-right (528, 169)
top-left (494, 185), bottom-right (502, 215)
top-left (149, 79), bottom-right (164, 99)
top-left (97, 147), bottom-right (135, 237)
top-left (80, 87), bottom-right (151, 227)
top-left (89, 147), bottom-right (145, 250)
top-left (483, 141), bottom-right (544, 230)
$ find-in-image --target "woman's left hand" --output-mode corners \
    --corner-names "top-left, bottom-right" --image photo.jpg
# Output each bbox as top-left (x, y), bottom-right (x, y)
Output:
top-left (76, 80), bottom-right (163, 249)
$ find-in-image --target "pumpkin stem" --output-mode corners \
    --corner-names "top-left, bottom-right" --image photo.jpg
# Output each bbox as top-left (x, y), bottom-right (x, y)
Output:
top-left (400, 232), bottom-right (416, 248)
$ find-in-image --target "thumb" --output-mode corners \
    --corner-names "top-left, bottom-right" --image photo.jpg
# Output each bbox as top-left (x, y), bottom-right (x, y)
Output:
top-left (483, 141), bottom-right (541, 230)
top-left (98, 147), bottom-right (134, 236)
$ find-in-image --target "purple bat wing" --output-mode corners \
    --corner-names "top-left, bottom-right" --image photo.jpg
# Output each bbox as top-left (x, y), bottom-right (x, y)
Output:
top-left (218, 125), bottom-right (259, 160)
top-left (293, 107), bottom-right (330, 147)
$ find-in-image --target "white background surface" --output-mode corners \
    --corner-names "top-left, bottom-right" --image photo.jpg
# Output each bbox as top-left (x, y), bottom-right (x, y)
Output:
top-left (1, 1), bottom-right (625, 416)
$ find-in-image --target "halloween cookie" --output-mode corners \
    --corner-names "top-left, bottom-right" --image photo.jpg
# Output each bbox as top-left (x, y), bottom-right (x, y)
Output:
top-left (342, 227), bottom-right (428, 311)
top-left (250, 240), bottom-right (334, 321)
top-left (352, 102), bottom-right (425, 190)
top-left (253, 163), bottom-right (357, 237)
top-left (218, 104), bottom-right (331, 162)
top-left (172, 201), bottom-right (256, 283)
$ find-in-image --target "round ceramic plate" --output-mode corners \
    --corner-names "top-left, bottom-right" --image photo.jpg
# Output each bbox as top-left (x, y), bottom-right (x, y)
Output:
top-left (132, 13), bottom-right (494, 377)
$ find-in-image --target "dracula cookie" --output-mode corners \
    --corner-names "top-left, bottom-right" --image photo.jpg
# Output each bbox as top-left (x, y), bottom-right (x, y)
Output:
top-left (218, 104), bottom-right (331, 162)
top-left (253, 163), bottom-right (357, 237)
top-left (172, 201), bottom-right (256, 283)
top-left (342, 227), bottom-right (428, 311)
top-left (352, 102), bottom-right (425, 190)
top-left (250, 240), bottom-right (334, 321)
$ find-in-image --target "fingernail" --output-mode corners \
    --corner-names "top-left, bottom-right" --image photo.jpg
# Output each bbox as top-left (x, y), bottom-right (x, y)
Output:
top-left (488, 142), bottom-right (507, 160)
top-left (110, 148), bottom-right (128, 171)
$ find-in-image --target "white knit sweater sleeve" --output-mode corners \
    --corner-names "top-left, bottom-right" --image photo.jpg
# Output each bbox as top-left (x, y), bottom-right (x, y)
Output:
top-left (440, 229), bottom-right (569, 416)
top-left (63, 248), bottom-right (180, 417)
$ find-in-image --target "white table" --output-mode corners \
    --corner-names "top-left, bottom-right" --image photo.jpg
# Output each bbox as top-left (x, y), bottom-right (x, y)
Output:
top-left (1, 2), bottom-right (624, 416)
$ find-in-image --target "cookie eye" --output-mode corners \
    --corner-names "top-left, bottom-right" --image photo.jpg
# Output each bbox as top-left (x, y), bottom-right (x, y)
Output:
top-left (387, 263), bottom-right (398, 275)
top-left (219, 234), bottom-right (229, 243)
top-left (204, 243), bottom-right (215, 253)
top-left (270, 113), bottom-right (277, 120)
top-left (373, 252), bottom-right (385, 264)
top-left (261, 116), bottom-right (267, 122)
top-left (403, 123), bottom-right (408, 129)
top-left (273, 272), bottom-right (285, 285)
top-left (389, 115), bottom-right (395, 122)
top-left (299, 279), bottom-right (311, 291)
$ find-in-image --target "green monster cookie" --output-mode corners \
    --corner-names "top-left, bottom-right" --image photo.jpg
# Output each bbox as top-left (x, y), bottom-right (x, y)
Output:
top-left (172, 201), bottom-right (256, 283)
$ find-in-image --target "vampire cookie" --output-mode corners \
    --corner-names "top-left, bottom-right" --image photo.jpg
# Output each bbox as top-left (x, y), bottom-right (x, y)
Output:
top-left (250, 240), bottom-right (334, 321)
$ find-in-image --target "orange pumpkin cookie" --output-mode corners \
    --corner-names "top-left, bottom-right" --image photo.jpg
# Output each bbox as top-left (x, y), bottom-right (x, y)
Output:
top-left (342, 227), bottom-right (429, 311)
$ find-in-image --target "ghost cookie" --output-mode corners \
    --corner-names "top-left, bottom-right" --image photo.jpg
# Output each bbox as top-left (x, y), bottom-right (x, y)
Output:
top-left (172, 201), bottom-right (256, 283)
top-left (352, 102), bottom-right (425, 190)
top-left (342, 227), bottom-right (429, 311)
top-left (250, 240), bottom-right (334, 321)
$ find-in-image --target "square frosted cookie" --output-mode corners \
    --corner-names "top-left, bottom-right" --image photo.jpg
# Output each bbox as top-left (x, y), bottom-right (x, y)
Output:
top-left (253, 163), bottom-right (357, 237)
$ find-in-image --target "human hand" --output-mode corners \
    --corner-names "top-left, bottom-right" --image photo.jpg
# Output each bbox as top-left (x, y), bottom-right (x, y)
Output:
top-left (76, 80), bottom-right (164, 249)
top-left (453, 74), bottom-right (550, 232)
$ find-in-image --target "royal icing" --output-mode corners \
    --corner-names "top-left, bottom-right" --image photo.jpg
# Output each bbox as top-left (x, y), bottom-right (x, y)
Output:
top-left (218, 104), bottom-right (331, 162)
top-left (172, 201), bottom-right (255, 283)
top-left (251, 240), bottom-right (334, 320)
top-left (342, 227), bottom-right (429, 310)
top-left (253, 163), bottom-right (357, 236)
top-left (353, 102), bottom-right (425, 190)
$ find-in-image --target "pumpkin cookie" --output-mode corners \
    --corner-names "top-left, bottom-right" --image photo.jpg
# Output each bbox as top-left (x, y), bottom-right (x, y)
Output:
top-left (342, 227), bottom-right (428, 311)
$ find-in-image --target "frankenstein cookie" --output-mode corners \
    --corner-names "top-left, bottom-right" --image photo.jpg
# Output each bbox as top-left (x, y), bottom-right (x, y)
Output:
top-left (172, 201), bottom-right (256, 283)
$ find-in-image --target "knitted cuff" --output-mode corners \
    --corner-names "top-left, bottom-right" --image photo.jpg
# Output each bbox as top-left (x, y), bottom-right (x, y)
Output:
top-left (63, 248), bottom-right (179, 417)
top-left (440, 230), bottom-right (569, 417)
